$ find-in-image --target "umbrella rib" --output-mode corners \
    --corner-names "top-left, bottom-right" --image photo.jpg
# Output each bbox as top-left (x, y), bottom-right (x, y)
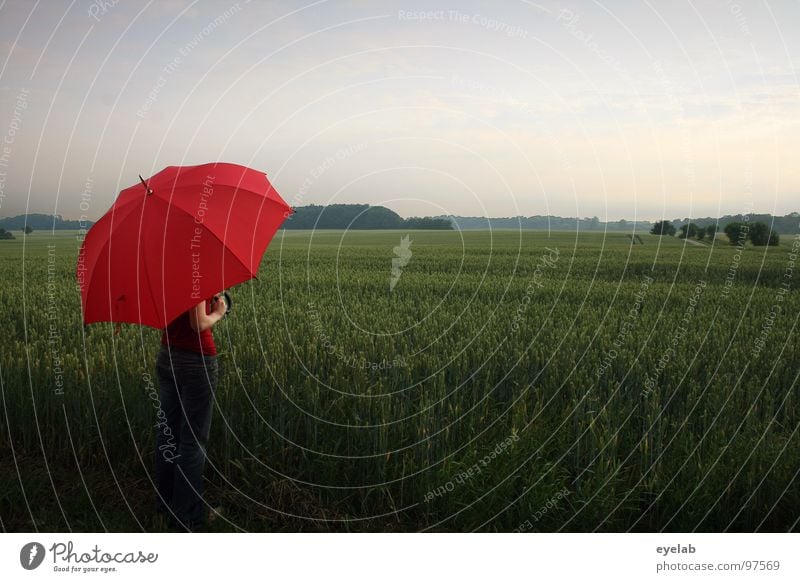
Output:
top-left (155, 193), bottom-right (257, 276)
top-left (195, 211), bottom-right (259, 278)
top-left (145, 194), bottom-right (258, 313)
top-left (138, 206), bottom-right (163, 328)
top-left (80, 194), bottom-right (149, 294)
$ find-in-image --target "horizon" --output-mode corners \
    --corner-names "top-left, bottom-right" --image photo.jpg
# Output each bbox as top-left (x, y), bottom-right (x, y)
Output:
top-left (0, 1), bottom-right (798, 221)
top-left (2, 206), bottom-right (799, 225)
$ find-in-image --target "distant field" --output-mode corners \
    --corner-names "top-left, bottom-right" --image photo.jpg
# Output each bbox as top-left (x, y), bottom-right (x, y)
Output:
top-left (0, 229), bottom-right (798, 532)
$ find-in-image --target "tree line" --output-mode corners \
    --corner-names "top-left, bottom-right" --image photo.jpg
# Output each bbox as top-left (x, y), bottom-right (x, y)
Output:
top-left (0, 207), bottom-right (454, 233)
top-left (650, 220), bottom-right (780, 246)
top-left (282, 204), bottom-right (453, 230)
top-left (435, 212), bottom-right (800, 233)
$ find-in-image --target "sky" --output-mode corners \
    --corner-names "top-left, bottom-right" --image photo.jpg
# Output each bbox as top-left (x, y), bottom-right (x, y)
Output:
top-left (0, 0), bottom-right (797, 222)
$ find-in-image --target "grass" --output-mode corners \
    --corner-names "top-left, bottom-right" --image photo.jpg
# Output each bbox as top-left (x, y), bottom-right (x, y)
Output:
top-left (0, 228), bottom-right (798, 531)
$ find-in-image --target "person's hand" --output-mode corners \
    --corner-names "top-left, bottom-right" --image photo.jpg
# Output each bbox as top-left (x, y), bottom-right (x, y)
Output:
top-left (212, 294), bottom-right (227, 317)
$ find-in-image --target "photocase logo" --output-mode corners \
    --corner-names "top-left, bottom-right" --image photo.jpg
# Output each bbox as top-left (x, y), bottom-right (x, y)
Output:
top-left (20, 542), bottom-right (45, 570)
top-left (390, 234), bottom-right (413, 291)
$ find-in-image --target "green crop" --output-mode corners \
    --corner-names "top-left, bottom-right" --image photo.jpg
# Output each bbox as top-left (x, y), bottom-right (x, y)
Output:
top-left (0, 229), bottom-right (797, 532)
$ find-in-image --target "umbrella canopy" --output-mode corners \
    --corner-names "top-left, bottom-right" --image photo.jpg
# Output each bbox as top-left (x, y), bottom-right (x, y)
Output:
top-left (77, 162), bottom-right (293, 329)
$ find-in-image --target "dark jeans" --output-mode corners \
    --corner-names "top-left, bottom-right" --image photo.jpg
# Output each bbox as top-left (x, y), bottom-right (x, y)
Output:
top-left (154, 345), bottom-right (218, 529)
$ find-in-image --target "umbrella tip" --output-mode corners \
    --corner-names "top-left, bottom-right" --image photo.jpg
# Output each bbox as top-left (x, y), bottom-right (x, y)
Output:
top-left (138, 174), bottom-right (153, 196)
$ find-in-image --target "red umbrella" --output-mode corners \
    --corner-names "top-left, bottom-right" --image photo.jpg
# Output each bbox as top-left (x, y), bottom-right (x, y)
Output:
top-left (77, 162), bottom-right (293, 330)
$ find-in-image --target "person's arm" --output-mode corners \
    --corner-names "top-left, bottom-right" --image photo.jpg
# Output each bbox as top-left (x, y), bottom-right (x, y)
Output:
top-left (188, 296), bottom-right (226, 332)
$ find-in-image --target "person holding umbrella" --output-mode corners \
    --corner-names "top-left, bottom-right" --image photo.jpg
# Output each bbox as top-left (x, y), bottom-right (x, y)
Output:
top-left (77, 162), bottom-right (293, 531)
top-left (154, 292), bottom-right (228, 530)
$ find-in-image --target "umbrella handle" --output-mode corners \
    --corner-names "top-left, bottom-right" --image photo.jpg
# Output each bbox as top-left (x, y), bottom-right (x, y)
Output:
top-left (212, 291), bottom-right (232, 315)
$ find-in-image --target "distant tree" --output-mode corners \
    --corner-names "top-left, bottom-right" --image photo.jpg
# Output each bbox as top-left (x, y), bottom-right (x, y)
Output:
top-left (650, 220), bottom-right (676, 236)
top-left (23, 225), bottom-right (33, 234)
top-left (0, 228), bottom-right (15, 240)
top-left (724, 222), bottom-right (749, 246)
top-left (696, 228), bottom-right (706, 241)
top-left (748, 221), bottom-right (779, 246)
top-left (404, 217), bottom-right (454, 230)
top-left (678, 223), bottom-right (699, 239)
top-left (705, 224), bottom-right (717, 238)
top-left (283, 204), bottom-right (405, 229)
top-left (748, 222), bottom-right (767, 246)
